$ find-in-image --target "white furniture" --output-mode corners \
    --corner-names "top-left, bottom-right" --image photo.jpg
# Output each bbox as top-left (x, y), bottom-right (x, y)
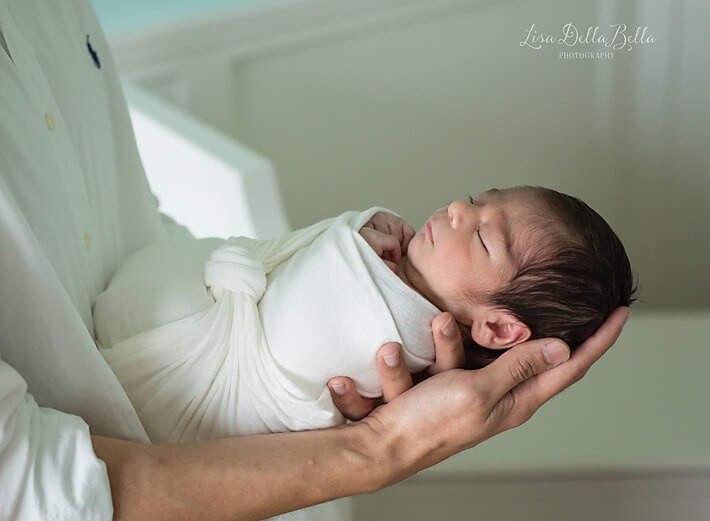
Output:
top-left (126, 82), bottom-right (290, 240)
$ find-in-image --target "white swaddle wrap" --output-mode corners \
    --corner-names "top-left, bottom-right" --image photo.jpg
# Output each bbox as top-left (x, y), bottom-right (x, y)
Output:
top-left (99, 209), bottom-right (439, 443)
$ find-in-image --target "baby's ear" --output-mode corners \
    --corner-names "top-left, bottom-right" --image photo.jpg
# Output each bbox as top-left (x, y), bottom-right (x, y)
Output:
top-left (470, 310), bottom-right (531, 350)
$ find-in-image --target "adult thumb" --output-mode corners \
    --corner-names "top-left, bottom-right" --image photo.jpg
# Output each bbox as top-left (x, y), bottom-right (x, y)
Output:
top-left (483, 339), bottom-right (571, 400)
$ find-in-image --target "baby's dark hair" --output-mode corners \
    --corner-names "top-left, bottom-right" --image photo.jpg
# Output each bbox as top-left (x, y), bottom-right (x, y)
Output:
top-left (473, 186), bottom-right (637, 353)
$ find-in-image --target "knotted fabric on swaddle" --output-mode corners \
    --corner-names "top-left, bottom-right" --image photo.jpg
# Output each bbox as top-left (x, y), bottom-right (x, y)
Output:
top-left (100, 208), bottom-right (439, 443)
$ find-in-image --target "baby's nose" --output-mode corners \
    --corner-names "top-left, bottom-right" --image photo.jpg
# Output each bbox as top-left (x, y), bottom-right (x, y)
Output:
top-left (448, 200), bottom-right (473, 228)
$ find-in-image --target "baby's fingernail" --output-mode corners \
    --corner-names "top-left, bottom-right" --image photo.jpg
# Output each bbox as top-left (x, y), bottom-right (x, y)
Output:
top-left (441, 314), bottom-right (455, 337)
top-left (543, 342), bottom-right (569, 365)
top-left (329, 381), bottom-right (347, 395)
top-left (383, 350), bottom-right (400, 368)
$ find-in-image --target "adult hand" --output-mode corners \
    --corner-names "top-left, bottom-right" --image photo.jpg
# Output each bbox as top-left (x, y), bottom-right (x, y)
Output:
top-left (95, 307), bottom-right (628, 521)
top-left (361, 307), bottom-right (630, 479)
top-left (329, 311), bottom-right (465, 420)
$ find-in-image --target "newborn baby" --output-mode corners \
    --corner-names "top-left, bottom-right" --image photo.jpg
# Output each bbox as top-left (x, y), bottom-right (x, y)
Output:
top-left (96, 185), bottom-right (636, 443)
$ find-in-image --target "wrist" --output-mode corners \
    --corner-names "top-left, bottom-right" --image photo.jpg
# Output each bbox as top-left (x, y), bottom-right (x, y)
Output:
top-left (354, 412), bottom-right (429, 491)
top-left (290, 420), bottom-right (398, 496)
top-left (92, 436), bottom-right (161, 521)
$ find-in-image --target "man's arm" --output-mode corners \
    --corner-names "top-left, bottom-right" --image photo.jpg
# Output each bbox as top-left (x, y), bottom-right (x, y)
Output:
top-left (93, 307), bottom-right (629, 521)
top-left (93, 421), bottom-right (384, 521)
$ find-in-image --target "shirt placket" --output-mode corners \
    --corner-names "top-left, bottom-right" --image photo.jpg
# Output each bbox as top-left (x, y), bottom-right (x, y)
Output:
top-left (0, 2), bottom-right (99, 293)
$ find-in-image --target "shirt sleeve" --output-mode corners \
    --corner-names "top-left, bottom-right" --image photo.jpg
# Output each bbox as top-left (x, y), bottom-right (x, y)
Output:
top-left (0, 357), bottom-right (114, 521)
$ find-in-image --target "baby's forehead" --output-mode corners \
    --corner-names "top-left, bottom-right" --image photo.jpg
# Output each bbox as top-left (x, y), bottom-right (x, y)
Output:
top-left (479, 187), bottom-right (559, 258)
top-left (474, 186), bottom-right (535, 206)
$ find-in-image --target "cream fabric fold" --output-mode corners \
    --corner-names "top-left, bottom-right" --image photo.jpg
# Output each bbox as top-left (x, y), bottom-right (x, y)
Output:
top-left (102, 209), bottom-right (440, 442)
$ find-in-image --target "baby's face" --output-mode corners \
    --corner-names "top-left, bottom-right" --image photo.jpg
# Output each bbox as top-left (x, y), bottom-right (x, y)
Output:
top-left (403, 187), bottom-right (541, 329)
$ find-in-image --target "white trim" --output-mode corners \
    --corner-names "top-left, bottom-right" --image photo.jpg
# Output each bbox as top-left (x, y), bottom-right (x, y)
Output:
top-left (125, 82), bottom-right (291, 239)
top-left (108, 0), bottom-right (485, 80)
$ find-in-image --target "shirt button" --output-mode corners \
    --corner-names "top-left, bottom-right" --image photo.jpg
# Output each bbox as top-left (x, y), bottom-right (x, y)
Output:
top-left (44, 112), bottom-right (55, 131)
top-left (83, 232), bottom-right (91, 251)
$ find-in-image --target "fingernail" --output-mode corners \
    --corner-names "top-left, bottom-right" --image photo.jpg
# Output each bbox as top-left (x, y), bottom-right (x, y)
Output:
top-left (441, 314), bottom-right (455, 337)
top-left (383, 350), bottom-right (400, 367)
top-left (329, 381), bottom-right (347, 395)
top-left (543, 342), bottom-right (569, 365)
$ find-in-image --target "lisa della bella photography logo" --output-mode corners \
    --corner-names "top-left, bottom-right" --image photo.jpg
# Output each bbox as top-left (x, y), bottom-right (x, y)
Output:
top-left (520, 23), bottom-right (656, 59)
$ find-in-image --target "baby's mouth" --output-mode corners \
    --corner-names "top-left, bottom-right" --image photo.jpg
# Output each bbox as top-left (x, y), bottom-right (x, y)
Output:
top-left (426, 221), bottom-right (434, 244)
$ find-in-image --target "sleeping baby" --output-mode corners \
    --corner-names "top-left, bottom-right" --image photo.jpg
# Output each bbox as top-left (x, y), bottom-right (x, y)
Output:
top-left (95, 185), bottom-right (636, 443)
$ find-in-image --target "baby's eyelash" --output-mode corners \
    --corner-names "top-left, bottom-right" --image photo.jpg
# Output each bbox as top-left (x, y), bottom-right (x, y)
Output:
top-left (476, 226), bottom-right (489, 253)
top-left (468, 194), bottom-right (475, 204)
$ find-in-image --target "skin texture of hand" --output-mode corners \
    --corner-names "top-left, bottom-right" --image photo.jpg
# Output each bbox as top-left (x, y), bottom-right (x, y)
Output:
top-left (329, 311), bottom-right (465, 420)
top-left (330, 307), bottom-right (630, 465)
top-left (93, 308), bottom-right (628, 521)
top-left (346, 307), bottom-right (629, 484)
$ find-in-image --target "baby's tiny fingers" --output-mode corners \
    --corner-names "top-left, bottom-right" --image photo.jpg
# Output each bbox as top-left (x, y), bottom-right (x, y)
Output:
top-left (391, 218), bottom-right (411, 242)
top-left (401, 223), bottom-right (416, 253)
top-left (368, 212), bottom-right (388, 233)
top-left (373, 231), bottom-right (401, 265)
top-left (384, 259), bottom-right (398, 273)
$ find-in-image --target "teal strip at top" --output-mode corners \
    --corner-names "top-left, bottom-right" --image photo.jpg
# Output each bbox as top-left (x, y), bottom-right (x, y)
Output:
top-left (92, 0), bottom-right (272, 35)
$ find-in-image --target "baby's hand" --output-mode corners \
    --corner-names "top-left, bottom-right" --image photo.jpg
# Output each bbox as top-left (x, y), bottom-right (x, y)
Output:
top-left (359, 212), bottom-right (416, 272)
top-left (362, 212), bottom-right (416, 253)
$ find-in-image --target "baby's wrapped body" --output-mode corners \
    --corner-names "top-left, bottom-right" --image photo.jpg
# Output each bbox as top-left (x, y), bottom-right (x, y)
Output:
top-left (96, 209), bottom-right (438, 443)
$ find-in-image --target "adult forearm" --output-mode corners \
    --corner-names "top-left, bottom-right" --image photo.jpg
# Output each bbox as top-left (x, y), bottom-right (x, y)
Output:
top-left (92, 421), bottom-right (397, 521)
top-left (91, 307), bottom-right (627, 521)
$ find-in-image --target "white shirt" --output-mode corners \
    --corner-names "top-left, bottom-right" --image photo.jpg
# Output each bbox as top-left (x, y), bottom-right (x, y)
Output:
top-left (0, 0), bottom-right (167, 518)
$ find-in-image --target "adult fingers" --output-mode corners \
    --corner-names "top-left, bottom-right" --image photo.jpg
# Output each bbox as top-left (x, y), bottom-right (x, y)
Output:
top-left (376, 343), bottom-right (414, 403)
top-left (490, 306), bottom-right (631, 432)
top-left (329, 343), bottom-right (415, 419)
top-left (505, 306), bottom-right (631, 412)
top-left (428, 312), bottom-right (466, 375)
top-left (476, 338), bottom-right (571, 406)
top-left (328, 377), bottom-right (381, 421)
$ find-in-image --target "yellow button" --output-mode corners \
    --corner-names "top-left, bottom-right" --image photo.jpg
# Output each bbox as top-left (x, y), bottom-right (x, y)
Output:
top-left (44, 112), bottom-right (55, 131)
top-left (83, 232), bottom-right (91, 251)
